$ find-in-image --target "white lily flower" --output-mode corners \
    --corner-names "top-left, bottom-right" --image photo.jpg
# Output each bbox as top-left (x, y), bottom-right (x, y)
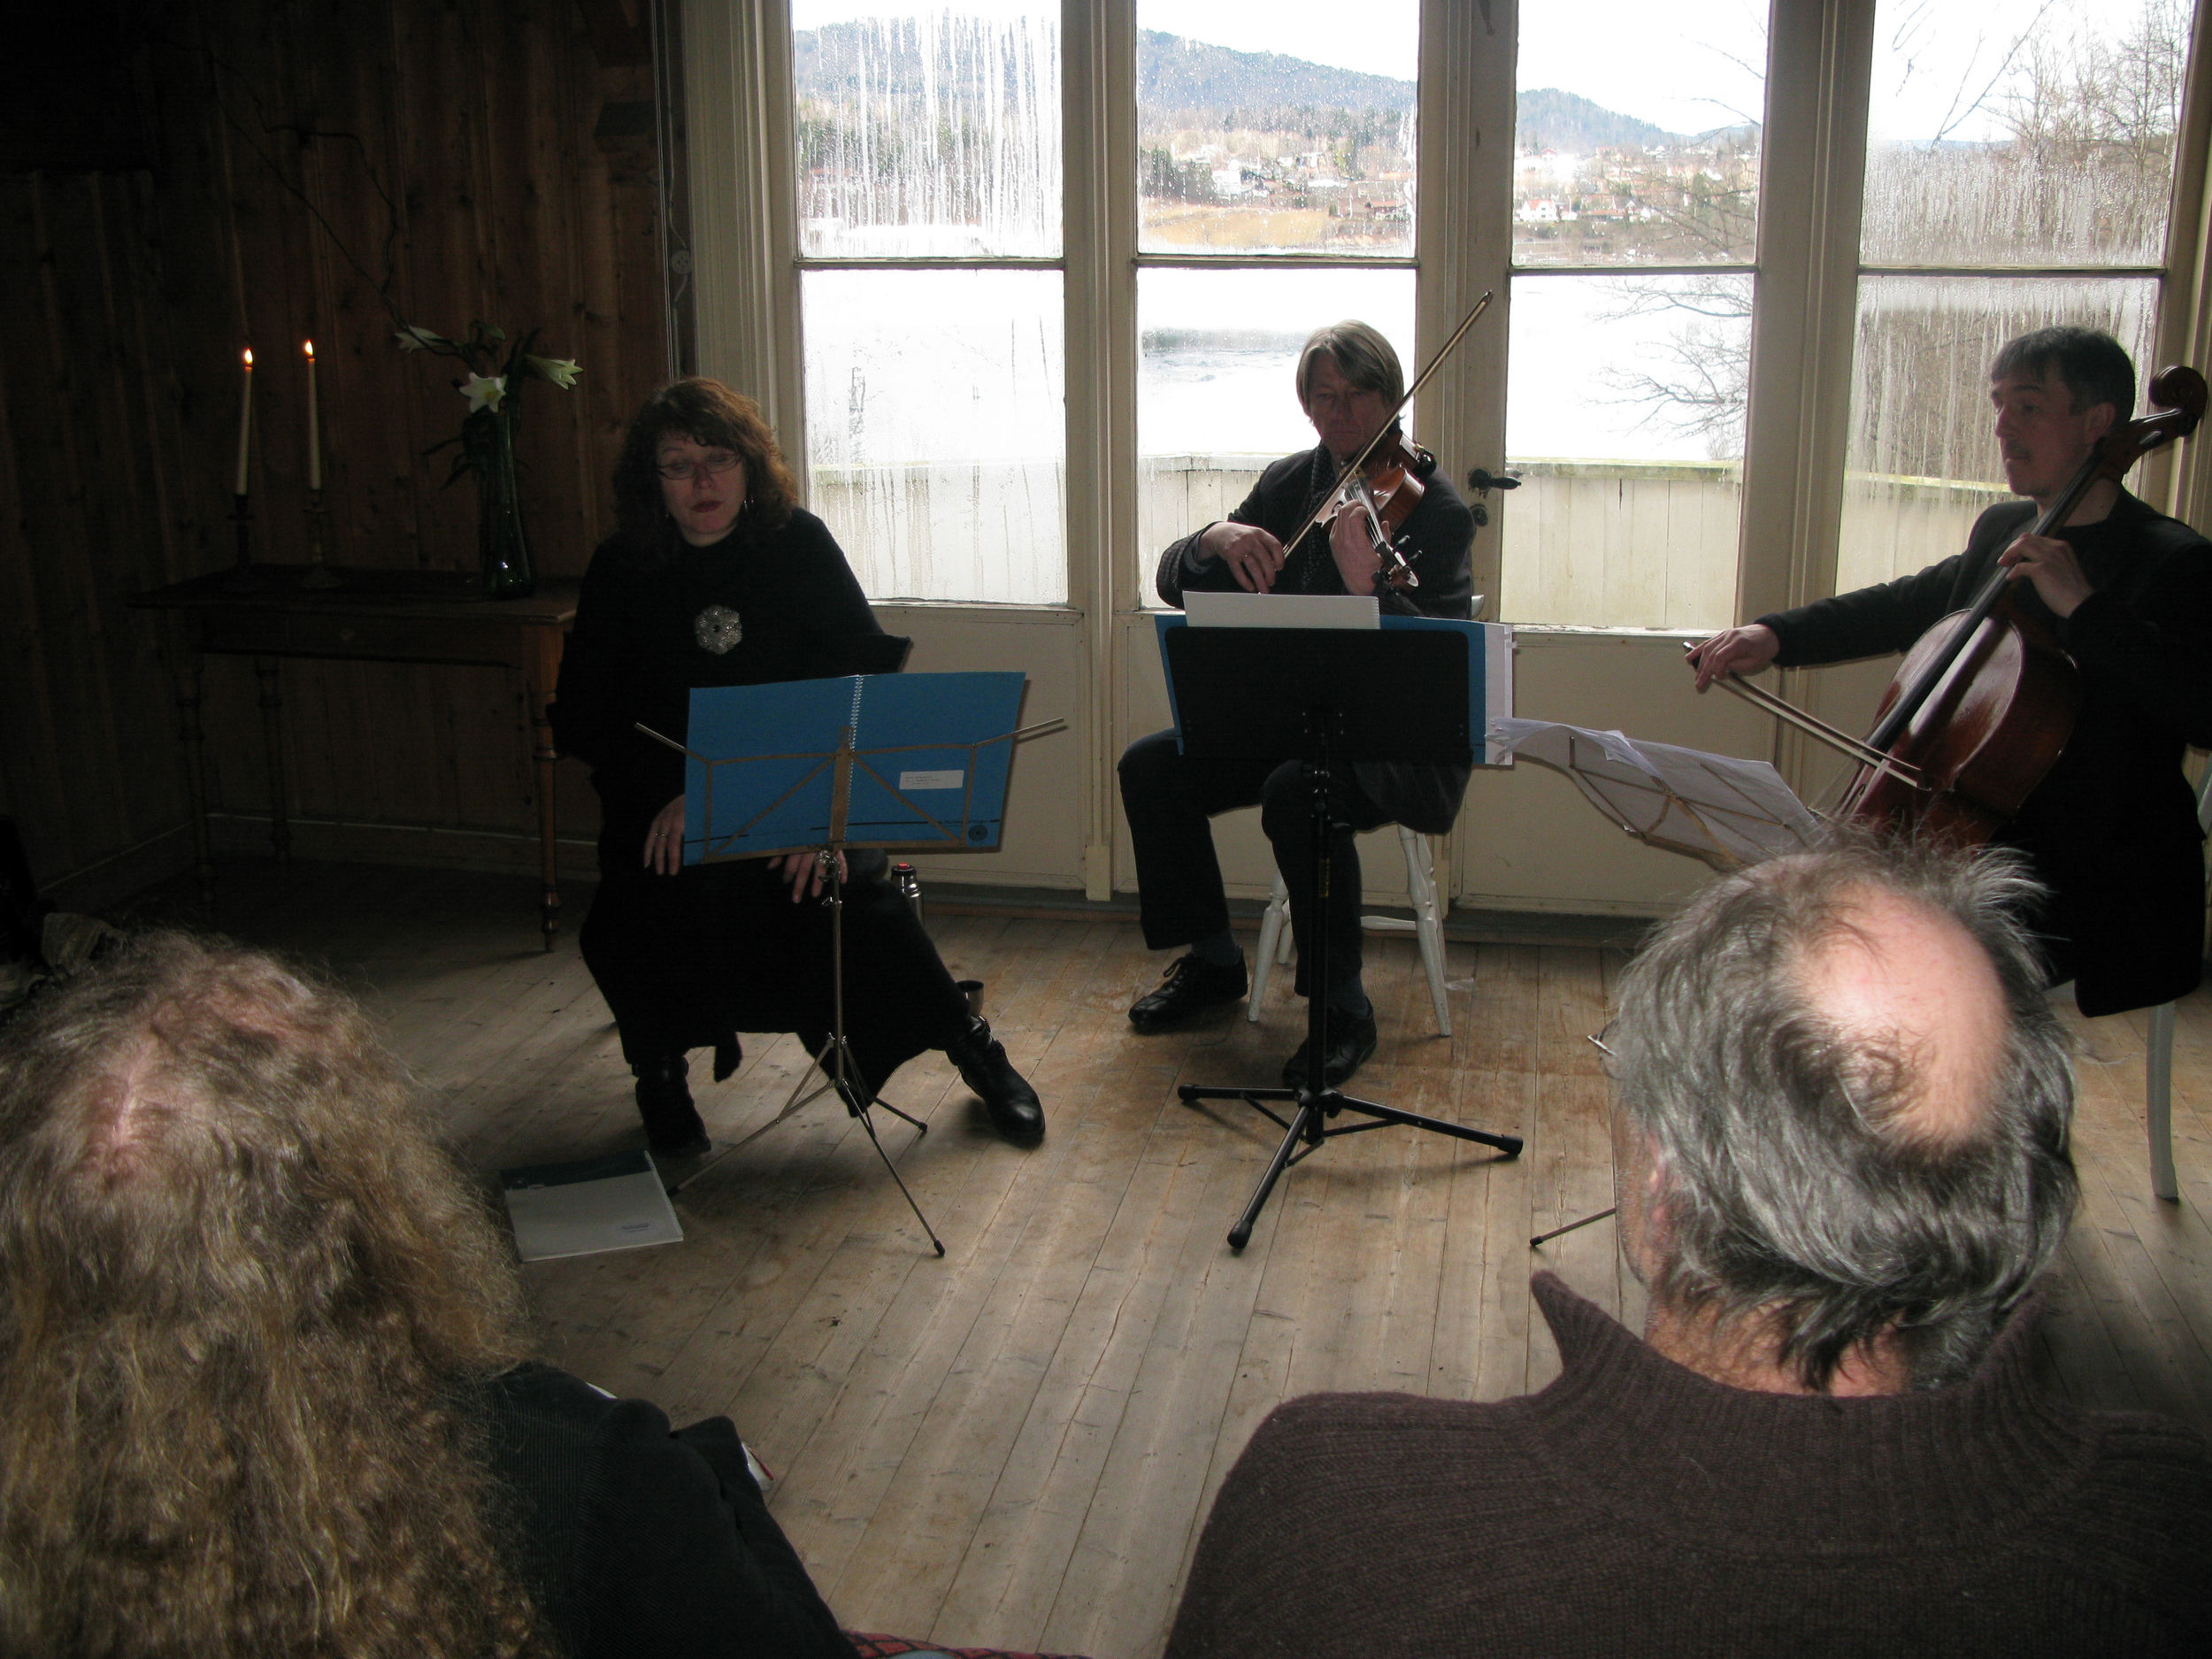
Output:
top-left (526, 355), bottom-right (582, 389)
top-left (395, 326), bottom-right (445, 351)
top-left (461, 373), bottom-right (507, 413)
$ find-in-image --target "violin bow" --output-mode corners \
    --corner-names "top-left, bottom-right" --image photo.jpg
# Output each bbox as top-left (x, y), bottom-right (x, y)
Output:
top-left (1289, 290), bottom-right (1496, 578)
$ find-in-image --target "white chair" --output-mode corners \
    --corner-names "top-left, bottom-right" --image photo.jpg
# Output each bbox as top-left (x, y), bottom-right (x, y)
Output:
top-left (2141, 757), bottom-right (2212, 1201)
top-left (1246, 826), bottom-right (1453, 1036)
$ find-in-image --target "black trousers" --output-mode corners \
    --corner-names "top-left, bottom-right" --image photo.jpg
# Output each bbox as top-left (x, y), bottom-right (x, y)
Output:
top-left (1118, 727), bottom-right (1393, 997)
top-left (580, 848), bottom-right (970, 1096)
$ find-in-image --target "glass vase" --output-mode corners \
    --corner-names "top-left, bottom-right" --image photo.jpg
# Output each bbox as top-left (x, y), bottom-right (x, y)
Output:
top-left (477, 407), bottom-right (535, 598)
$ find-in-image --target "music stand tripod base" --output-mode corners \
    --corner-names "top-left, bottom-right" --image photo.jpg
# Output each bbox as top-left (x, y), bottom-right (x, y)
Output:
top-left (668, 847), bottom-right (946, 1258)
top-left (1161, 626), bottom-right (1522, 1249)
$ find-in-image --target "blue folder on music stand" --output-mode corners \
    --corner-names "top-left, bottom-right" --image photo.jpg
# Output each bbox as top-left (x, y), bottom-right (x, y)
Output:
top-left (679, 671), bottom-right (1028, 862)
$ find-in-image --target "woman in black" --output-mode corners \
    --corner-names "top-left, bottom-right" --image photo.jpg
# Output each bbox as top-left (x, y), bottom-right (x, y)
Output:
top-left (550, 379), bottom-right (1042, 1154)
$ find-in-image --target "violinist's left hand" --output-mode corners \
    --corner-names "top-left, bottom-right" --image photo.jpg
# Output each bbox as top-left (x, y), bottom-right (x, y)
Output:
top-left (1998, 532), bottom-right (2093, 618)
top-left (1327, 503), bottom-right (1388, 595)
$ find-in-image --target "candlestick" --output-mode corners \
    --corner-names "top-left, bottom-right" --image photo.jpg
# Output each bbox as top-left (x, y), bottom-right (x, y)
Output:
top-left (222, 492), bottom-right (264, 594)
top-left (301, 488), bottom-right (340, 588)
top-left (234, 348), bottom-right (254, 497)
top-left (303, 340), bottom-right (321, 491)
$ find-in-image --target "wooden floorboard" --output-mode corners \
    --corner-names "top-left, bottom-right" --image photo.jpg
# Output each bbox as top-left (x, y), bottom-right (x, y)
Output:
top-left (123, 860), bottom-right (2212, 1657)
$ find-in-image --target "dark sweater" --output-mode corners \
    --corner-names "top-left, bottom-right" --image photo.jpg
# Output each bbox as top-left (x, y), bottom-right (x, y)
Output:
top-left (550, 511), bottom-right (888, 865)
top-left (1164, 1272), bottom-right (2212, 1658)
top-left (1758, 489), bottom-right (2212, 1015)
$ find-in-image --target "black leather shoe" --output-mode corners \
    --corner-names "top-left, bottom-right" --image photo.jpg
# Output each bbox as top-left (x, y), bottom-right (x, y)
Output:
top-left (1279, 1009), bottom-right (1379, 1092)
top-left (946, 1016), bottom-right (1044, 1146)
top-left (1127, 953), bottom-right (1248, 1034)
top-left (633, 1056), bottom-right (711, 1158)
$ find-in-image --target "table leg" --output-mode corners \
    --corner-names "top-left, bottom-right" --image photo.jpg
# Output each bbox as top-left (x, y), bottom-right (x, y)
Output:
top-left (254, 657), bottom-right (291, 864)
top-left (173, 630), bottom-right (214, 915)
top-left (526, 629), bottom-right (564, 949)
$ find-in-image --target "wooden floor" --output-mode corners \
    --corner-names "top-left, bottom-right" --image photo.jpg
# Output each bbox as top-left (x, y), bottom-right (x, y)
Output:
top-left (143, 861), bottom-right (2212, 1659)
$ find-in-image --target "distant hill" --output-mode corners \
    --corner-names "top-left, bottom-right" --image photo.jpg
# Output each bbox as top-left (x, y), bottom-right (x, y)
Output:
top-left (1516, 88), bottom-right (1681, 153)
top-left (793, 23), bottom-right (1730, 157)
top-left (1135, 29), bottom-right (1415, 113)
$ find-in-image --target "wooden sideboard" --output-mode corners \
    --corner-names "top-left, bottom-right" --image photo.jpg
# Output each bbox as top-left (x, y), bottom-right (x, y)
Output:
top-left (130, 566), bottom-right (580, 948)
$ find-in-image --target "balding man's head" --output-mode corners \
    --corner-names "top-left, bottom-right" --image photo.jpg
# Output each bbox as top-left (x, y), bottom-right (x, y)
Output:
top-left (1609, 836), bottom-right (2077, 1390)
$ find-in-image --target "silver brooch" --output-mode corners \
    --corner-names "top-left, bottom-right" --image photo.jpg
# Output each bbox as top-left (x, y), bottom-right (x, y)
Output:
top-left (694, 604), bottom-right (744, 655)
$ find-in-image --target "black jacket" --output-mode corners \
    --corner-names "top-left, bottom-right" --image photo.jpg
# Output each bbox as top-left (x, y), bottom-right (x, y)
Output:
top-left (1759, 489), bottom-right (2212, 1015)
top-left (482, 1362), bottom-right (851, 1659)
top-left (1156, 443), bottom-right (1479, 834)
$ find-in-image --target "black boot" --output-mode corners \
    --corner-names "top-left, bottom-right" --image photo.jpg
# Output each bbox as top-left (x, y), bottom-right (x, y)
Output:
top-left (632, 1054), bottom-right (710, 1158)
top-left (944, 1017), bottom-right (1044, 1147)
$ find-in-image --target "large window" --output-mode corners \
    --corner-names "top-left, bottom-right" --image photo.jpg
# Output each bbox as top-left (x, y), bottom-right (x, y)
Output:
top-left (1502, 4), bottom-right (1765, 629)
top-left (714, 2), bottom-right (2206, 627)
top-left (792, 3), bottom-right (1067, 603)
top-left (1133, 1), bottom-right (1419, 604)
top-left (1839, 1), bottom-right (2186, 591)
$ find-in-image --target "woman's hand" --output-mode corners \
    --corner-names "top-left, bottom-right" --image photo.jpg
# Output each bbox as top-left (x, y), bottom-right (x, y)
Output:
top-left (770, 849), bottom-right (846, 902)
top-left (643, 795), bottom-right (686, 876)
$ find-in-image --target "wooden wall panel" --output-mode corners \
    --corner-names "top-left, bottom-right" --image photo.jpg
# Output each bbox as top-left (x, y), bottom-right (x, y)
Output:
top-left (0, 0), bottom-right (670, 901)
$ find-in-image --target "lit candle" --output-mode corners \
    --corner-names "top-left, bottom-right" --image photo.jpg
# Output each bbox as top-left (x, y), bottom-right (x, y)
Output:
top-left (303, 340), bottom-right (320, 491)
top-left (234, 347), bottom-right (253, 497)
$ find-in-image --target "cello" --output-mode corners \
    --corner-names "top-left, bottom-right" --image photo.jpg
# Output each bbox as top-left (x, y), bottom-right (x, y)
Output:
top-left (1710, 364), bottom-right (2207, 842)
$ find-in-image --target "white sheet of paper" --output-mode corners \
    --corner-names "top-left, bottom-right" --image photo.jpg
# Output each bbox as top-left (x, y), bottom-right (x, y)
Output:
top-left (502, 1148), bottom-right (685, 1262)
top-left (1488, 717), bottom-right (1821, 869)
top-left (1184, 590), bottom-right (1379, 629)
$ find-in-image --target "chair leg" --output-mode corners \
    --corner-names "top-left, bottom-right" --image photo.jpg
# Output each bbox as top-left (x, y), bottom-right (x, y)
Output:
top-left (1400, 827), bottom-right (1452, 1038)
top-left (2147, 1001), bottom-right (2179, 1202)
top-left (1248, 873), bottom-right (1290, 1022)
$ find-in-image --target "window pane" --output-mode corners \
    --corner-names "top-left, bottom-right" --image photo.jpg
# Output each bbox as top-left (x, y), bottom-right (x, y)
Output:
top-left (803, 269), bottom-right (1065, 603)
top-left (1500, 274), bottom-right (1751, 629)
top-left (1863, 1), bottom-right (2186, 267)
top-left (1837, 276), bottom-right (2157, 592)
top-left (1134, 2), bottom-right (1417, 257)
top-left (1136, 267), bottom-right (1415, 605)
top-left (1514, 4), bottom-right (1765, 268)
top-left (793, 4), bottom-right (1060, 258)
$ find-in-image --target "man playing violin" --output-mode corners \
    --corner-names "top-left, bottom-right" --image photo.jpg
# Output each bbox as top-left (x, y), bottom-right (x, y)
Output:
top-left (1118, 320), bottom-right (1477, 1087)
top-left (1688, 326), bottom-right (2212, 1016)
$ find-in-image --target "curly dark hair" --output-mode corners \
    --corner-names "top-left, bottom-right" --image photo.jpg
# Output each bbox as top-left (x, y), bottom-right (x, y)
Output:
top-left (0, 932), bottom-right (551, 1658)
top-left (611, 377), bottom-right (802, 535)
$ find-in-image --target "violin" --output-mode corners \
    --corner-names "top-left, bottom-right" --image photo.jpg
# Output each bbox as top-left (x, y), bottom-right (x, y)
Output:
top-left (1712, 364), bottom-right (2208, 843)
top-left (1314, 424), bottom-right (1431, 591)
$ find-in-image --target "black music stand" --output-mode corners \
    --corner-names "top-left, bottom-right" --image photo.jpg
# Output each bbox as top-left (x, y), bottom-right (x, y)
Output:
top-left (1165, 626), bottom-right (1523, 1249)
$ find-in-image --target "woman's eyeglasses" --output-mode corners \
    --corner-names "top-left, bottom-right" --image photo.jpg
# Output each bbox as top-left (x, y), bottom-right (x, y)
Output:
top-left (657, 451), bottom-right (741, 481)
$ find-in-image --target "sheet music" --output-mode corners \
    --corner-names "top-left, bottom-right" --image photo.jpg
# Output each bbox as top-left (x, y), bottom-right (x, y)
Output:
top-left (1183, 591), bottom-right (1379, 629)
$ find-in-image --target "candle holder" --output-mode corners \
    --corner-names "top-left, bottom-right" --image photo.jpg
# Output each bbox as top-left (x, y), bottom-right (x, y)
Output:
top-left (299, 488), bottom-right (342, 589)
top-left (222, 494), bottom-right (265, 594)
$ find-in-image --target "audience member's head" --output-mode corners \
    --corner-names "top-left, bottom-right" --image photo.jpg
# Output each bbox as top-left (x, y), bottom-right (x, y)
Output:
top-left (0, 932), bottom-right (549, 1658)
top-left (1608, 833), bottom-right (2077, 1394)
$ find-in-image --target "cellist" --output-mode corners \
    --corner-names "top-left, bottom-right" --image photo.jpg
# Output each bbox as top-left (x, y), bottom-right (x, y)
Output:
top-left (1688, 326), bottom-right (2212, 1016)
top-left (1118, 320), bottom-right (1478, 1088)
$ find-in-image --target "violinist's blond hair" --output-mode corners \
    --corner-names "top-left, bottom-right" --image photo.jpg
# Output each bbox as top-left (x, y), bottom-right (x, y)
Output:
top-left (1297, 319), bottom-right (1405, 410)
